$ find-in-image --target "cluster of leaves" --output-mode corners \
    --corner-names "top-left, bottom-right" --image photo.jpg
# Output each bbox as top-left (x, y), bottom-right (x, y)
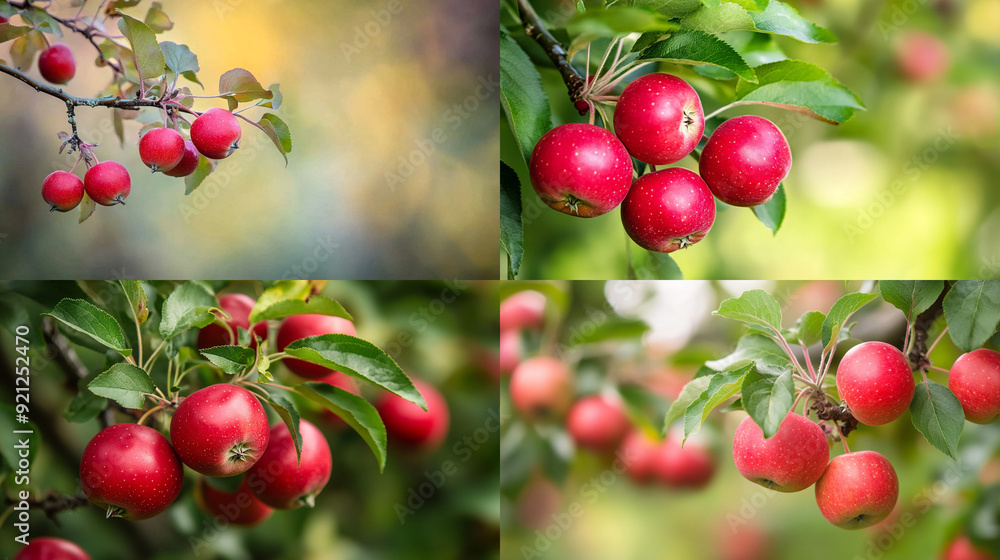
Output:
top-left (669, 280), bottom-right (1000, 461)
top-left (500, 0), bottom-right (867, 278)
top-left (43, 280), bottom-right (426, 471)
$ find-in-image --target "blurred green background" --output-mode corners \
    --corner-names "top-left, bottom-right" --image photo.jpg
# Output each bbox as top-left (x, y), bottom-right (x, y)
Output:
top-left (0, 1), bottom-right (498, 278)
top-left (500, 280), bottom-right (1000, 560)
top-left (501, 0), bottom-right (1000, 279)
top-left (0, 280), bottom-right (501, 560)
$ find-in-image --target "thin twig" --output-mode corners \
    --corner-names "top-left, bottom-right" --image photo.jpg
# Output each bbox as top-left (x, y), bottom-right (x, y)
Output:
top-left (517, 0), bottom-right (586, 102)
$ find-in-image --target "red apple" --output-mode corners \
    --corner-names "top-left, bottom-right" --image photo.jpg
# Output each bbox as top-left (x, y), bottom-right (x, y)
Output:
top-left (655, 431), bottom-right (715, 489)
top-left (699, 115), bottom-right (791, 207)
top-left (949, 348), bottom-right (1000, 424)
top-left (499, 330), bottom-right (521, 375)
top-left (896, 31), bottom-right (949, 83)
top-left (197, 293), bottom-right (268, 350)
top-left (943, 535), bottom-right (998, 560)
top-left (195, 477), bottom-right (273, 527)
top-left (276, 314), bottom-right (357, 379)
top-left (618, 430), bottom-right (661, 484)
top-left (613, 73), bottom-right (705, 165)
top-left (246, 420), bottom-right (332, 509)
top-left (732, 412), bottom-right (830, 492)
top-left (14, 538), bottom-right (90, 560)
top-left (500, 290), bottom-right (546, 332)
top-left (836, 341), bottom-right (914, 426)
top-left (509, 356), bottom-right (574, 421)
top-left (566, 395), bottom-right (630, 451)
top-left (529, 123), bottom-right (634, 217)
top-left (620, 167), bottom-right (716, 253)
top-left (814, 451), bottom-right (898, 529)
top-left (377, 378), bottom-right (450, 450)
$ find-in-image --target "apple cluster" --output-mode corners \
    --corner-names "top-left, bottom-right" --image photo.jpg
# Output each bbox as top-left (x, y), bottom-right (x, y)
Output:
top-left (528, 73), bottom-right (792, 253)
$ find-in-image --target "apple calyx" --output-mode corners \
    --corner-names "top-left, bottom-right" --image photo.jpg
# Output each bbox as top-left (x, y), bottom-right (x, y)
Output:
top-left (106, 505), bottom-right (127, 519)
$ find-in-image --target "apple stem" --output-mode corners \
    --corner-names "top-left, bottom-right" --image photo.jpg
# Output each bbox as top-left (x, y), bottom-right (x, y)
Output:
top-left (925, 327), bottom-right (949, 357)
top-left (840, 434), bottom-right (851, 454)
top-left (927, 365), bottom-right (951, 374)
top-left (791, 387), bottom-right (810, 414)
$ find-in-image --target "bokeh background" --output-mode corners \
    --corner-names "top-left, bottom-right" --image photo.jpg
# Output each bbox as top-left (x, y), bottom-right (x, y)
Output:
top-left (502, 0), bottom-right (1000, 279)
top-left (0, 280), bottom-right (501, 560)
top-left (500, 280), bottom-right (1000, 560)
top-left (0, 0), bottom-right (498, 278)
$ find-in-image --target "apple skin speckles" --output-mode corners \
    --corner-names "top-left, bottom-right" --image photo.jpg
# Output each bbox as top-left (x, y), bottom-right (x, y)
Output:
top-left (699, 115), bottom-right (791, 207)
top-left (613, 73), bottom-right (705, 166)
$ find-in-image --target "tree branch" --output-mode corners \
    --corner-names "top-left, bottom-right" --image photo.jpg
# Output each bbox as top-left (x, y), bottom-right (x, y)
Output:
top-left (517, 0), bottom-right (586, 103)
top-left (8, 0), bottom-right (125, 73)
top-left (907, 284), bottom-right (949, 373)
top-left (3, 491), bottom-right (91, 527)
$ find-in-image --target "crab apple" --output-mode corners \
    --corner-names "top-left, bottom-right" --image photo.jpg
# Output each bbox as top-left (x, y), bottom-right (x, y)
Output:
top-left (197, 293), bottom-right (268, 350)
top-left (84, 161), bottom-right (131, 206)
top-left (246, 420), bottom-right (332, 509)
top-left (38, 44), bottom-right (76, 84)
top-left (163, 139), bottom-right (200, 177)
top-left (732, 412), bottom-right (830, 492)
top-left (566, 395), bottom-right (630, 451)
top-left (139, 128), bottom-right (186, 173)
top-left (943, 535), bottom-right (998, 560)
top-left (79, 423), bottom-right (183, 520)
top-left (896, 31), bottom-right (949, 83)
top-left (276, 314), bottom-right (357, 379)
top-left (191, 108), bottom-right (242, 159)
top-left (620, 167), bottom-right (716, 253)
top-left (815, 451), bottom-right (898, 529)
top-left (529, 123), bottom-right (633, 217)
top-left (949, 348), bottom-right (1000, 424)
top-left (41, 170), bottom-right (84, 212)
top-left (500, 290), bottom-right (546, 332)
top-left (499, 330), bottom-right (521, 375)
top-left (699, 115), bottom-right (791, 207)
top-left (613, 73), bottom-right (705, 165)
top-left (836, 341), bottom-right (914, 426)
top-left (0, 16), bottom-right (7, 24)
top-left (14, 538), bottom-right (90, 560)
top-left (619, 430), bottom-right (661, 484)
top-left (655, 431), bottom-right (715, 489)
top-left (195, 477), bottom-right (273, 527)
top-left (377, 378), bottom-right (450, 449)
top-left (509, 356), bottom-right (574, 421)
top-left (170, 384), bottom-right (270, 477)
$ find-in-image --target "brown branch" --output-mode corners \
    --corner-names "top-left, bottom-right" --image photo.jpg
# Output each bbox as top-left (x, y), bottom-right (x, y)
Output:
top-left (4, 491), bottom-right (90, 527)
top-left (907, 284), bottom-right (950, 372)
top-left (517, 0), bottom-right (586, 104)
top-left (810, 389), bottom-right (859, 439)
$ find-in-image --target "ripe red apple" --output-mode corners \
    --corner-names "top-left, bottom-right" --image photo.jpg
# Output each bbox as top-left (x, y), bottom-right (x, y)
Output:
top-left (84, 161), bottom-right (131, 206)
top-left (163, 139), bottom-right (201, 178)
top-left (377, 378), bottom-right (450, 449)
top-left (170, 384), bottom-right (270, 477)
top-left (509, 356), bottom-right (574, 421)
top-left (613, 73), bottom-right (705, 165)
top-left (732, 412), bottom-right (830, 492)
top-left (716, 522), bottom-right (771, 560)
top-left (655, 431), bottom-right (715, 489)
top-left (836, 341), bottom-right (914, 426)
top-left (197, 293), bottom-right (268, 350)
top-left (499, 330), bottom-right (521, 375)
top-left (943, 535), bottom-right (998, 560)
top-left (618, 430), bottom-right (661, 484)
top-left (699, 115), bottom-right (791, 207)
top-left (814, 451), bottom-right (898, 529)
top-left (195, 477), bottom-right (273, 527)
top-left (620, 167), bottom-right (716, 253)
top-left (500, 290), bottom-right (546, 332)
top-left (14, 538), bottom-right (90, 560)
top-left (566, 395), bottom-right (630, 451)
top-left (896, 31), bottom-right (949, 83)
top-left (949, 348), bottom-right (1000, 424)
top-left (276, 314), bottom-right (357, 379)
top-left (528, 123), bottom-right (633, 217)
top-left (246, 420), bottom-right (332, 509)
top-left (79, 423), bottom-right (183, 520)
top-left (41, 170), bottom-right (85, 212)
top-left (191, 107), bottom-right (242, 159)
top-left (139, 127), bottom-right (186, 173)
top-left (38, 44), bottom-right (76, 84)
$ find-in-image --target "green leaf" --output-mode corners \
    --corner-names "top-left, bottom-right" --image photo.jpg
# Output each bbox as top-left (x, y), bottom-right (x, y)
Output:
top-left (283, 334), bottom-right (424, 408)
top-left (159, 41), bottom-right (200, 86)
top-left (501, 161), bottom-right (523, 280)
top-left (663, 375), bottom-right (712, 430)
top-left (116, 11), bottom-right (165, 81)
top-left (631, 251), bottom-right (684, 279)
top-left (184, 154), bottom-right (215, 195)
top-left (249, 294), bottom-right (351, 325)
top-left (748, 0), bottom-right (836, 43)
top-left (879, 281), bottom-right (944, 323)
top-left (621, 0), bottom-right (703, 19)
top-left (741, 368), bottom-right (794, 438)
top-left (705, 333), bottom-right (791, 375)
top-left (265, 393), bottom-right (302, 464)
top-left (297, 382), bottom-right (387, 471)
top-left (261, 83), bottom-right (282, 110)
top-left (63, 391), bottom-right (107, 423)
top-left (567, 6), bottom-right (679, 51)
top-left (637, 29), bottom-right (756, 82)
top-left (751, 183), bottom-right (785, 233)
top-left (88, 363), bottom-right (156, 409)
top-left (683, 366), bottom-right (751, 440)
top-left (19, 6), bottom-right (62, 37)
top-left (944, 281), bottom-right (1000, 353)
top-left (695, 32), bottom-right (786, 80)
top-left (909, 380), bottom-right (963, 459)
top-left (569, 319), bottom-right (650, 345)
top-left (45, 299), bottom-right (131, 357)
top-left (713, 289), bottom-right (782, 333)
top-left (821, 292), bottom-right (878, 348)
top-left (159, 281), bottom-right (217, 340)
top-left (200, 345), bottom-right (256, 375)
top-left (680, 2), bottom-right (755, 35)
top-left (119, 280), bottom-right (150, 324)
top-left (680, 1), bottom-right (834, 43)
top-left (500, 31), bottom-right (552, 166)
top-left (0, 23), bottom-right (33, 44)
top-left (735, 60), bottom-right (866, 124)
top-left (786, 310), bottom-right (825, 347)
top-left (9, 30), bottom-right (45, 70)
top-left (144, 1), bottom-right (173, 33)
top-left (255, 337), bottom-right (273, 383)
top-left (258, 113), bottom-right (292, 164)
top-left (219, 68), bottom-right (273, 107)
